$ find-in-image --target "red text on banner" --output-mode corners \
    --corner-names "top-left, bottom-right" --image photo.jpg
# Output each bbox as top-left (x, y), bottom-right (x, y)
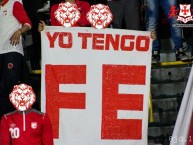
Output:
top-left (102, 65), bottom-right (145, 139)
top-left (46, 65), bottom-right (86, 138)
top-left (46, 32), bottom-right (150, 51)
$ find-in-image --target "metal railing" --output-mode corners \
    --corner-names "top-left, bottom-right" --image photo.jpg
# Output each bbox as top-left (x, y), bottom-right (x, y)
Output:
top-left (30, 61), bottom-right (193, 75)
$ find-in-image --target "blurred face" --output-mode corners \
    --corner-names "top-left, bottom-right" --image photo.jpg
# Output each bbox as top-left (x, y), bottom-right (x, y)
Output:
top-left (9, 84), bottom-right (36, 111)
top-left (87, 4), bottom-right (113, 29)
top-left (54, 2), bottom-right (80, 27)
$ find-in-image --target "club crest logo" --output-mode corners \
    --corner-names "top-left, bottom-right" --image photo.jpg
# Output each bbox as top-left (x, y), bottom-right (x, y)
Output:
top-left (87, 4), bottom-right (113, 29)
top-left (169, 4), bottom-right (193, 23)
top-left (8, 63), bottom-right (13, 69)
top-left (31, 122), bottom-right (37, 129)
top-left (54, 2), bottom-right (80, 27)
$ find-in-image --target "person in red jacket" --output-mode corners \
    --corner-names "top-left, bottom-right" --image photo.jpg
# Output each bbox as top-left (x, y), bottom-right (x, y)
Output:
top-left (38, 0), bottom-right (90, 30)
top-left (0, 84), bottom-right (54, 145)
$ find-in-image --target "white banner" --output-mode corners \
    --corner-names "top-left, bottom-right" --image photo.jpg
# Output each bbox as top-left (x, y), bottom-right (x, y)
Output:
top-left (170, 65), bottom-right (193, 145)
top-left (41, 26), bottom-right (152, 145)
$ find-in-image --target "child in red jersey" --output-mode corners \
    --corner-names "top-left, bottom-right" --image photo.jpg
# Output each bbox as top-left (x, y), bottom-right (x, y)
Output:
top-left (0, 84), bottom-right (54, 145)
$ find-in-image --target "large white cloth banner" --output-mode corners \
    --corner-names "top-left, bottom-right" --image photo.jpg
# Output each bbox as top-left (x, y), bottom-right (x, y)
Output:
top-left (41, 26), bottom-right (152, 145)
top-left (170, 65), bottom-right (193, 145)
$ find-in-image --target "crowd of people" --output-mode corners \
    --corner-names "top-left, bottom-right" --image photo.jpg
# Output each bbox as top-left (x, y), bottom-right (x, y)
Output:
top-left (0, 0), bottom-right (193, 144)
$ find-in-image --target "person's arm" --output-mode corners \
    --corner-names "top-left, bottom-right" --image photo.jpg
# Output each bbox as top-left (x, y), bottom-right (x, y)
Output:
top-left (41, 114), bottom-right (54, 145)
top-left (0, 115), bottom-right (11, 145)
top-left (77, 2), bottom-right (91, 26)
top-left (13, 1), bottom-right (32, 32)
top-left (10, 1), bottom-right (32, 45)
